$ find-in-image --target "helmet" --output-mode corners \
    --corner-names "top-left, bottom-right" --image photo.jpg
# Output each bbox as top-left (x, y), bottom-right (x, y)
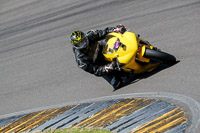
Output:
top-left (70, 31), bottom-right (89, 49)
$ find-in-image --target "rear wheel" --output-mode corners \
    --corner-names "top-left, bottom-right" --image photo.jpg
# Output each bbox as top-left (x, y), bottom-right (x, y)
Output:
top-left (144, 49), bottom-right (176, 64)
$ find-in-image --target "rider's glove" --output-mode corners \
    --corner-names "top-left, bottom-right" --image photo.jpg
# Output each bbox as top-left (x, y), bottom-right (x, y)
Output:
top-left (114, 24), bottom-right (126, 34)
top-left (104, 63), bottom-right (114, 73)
top-left (106, 27), bottom-right (116, 33)
top-left (104, 61), bottom-right (121, 73)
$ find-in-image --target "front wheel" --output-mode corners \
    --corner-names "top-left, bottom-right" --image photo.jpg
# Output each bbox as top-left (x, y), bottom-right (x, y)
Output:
top-left (144, 49), bottom-right (176, 64)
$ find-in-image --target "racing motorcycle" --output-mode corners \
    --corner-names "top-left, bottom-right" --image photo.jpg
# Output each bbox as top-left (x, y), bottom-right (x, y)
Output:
top-left (102, 31), bottom-right (176, 74)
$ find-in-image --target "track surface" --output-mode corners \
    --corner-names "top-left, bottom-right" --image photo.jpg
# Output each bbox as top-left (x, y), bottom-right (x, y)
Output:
top-left (0, 0), bottom-right (200, 130)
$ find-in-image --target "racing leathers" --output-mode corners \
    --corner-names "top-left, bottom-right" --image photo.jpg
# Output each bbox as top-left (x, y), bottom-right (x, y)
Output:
top-left (72, 25), bottom-right (128, 89)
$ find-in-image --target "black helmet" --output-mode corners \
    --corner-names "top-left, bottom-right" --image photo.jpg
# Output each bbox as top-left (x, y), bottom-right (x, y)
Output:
top-left (70, 31), bottom-right (89, 49)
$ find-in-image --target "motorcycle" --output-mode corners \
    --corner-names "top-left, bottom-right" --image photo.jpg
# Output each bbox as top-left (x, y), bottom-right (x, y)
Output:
top-left (102, 31), bottom-right (176, 74)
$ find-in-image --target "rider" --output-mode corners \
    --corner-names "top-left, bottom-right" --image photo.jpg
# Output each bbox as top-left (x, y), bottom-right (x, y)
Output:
top-left (70, 24), bottom-right (129, 90)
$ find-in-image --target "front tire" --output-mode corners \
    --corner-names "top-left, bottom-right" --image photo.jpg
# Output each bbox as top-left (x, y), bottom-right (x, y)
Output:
top-left (144, 49), bottom-right (176, 64)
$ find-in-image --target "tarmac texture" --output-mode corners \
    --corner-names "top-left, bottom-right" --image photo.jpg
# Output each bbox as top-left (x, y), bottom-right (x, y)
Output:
top-left (0, 0), bottom-right (200, 132)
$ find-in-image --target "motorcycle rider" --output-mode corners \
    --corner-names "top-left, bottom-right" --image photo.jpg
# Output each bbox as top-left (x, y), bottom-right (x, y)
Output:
top-left (70, 24), bottom-right (129, 90)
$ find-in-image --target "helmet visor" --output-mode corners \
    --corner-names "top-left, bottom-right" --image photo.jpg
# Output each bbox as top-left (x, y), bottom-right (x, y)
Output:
top-left (74, 38), bottom-right (88, 48)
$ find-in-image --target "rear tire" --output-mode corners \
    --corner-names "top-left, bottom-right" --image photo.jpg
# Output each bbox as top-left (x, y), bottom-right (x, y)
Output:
top-left (144, 49), bottom-right (176, 64)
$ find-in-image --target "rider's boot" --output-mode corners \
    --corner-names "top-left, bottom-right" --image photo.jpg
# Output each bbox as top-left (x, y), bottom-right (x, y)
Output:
top-left (111, 76), bottom-right (123, 90)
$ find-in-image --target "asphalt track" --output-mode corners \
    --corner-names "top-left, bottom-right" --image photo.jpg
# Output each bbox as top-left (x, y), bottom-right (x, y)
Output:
top-left (0, 0), bottom-right (200, 132)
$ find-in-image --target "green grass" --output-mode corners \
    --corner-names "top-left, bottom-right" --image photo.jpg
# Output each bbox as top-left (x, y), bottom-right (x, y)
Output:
top-left (36, 127), bottom-right (113, 133)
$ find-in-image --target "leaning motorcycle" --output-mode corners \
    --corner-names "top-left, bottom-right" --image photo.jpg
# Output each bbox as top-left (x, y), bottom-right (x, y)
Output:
top-left (102, 31), bottom-right (176, 74)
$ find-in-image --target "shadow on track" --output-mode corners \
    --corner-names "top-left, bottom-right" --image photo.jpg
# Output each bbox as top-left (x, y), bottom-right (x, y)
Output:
top-left (113, 61), bottom-right (180, 91)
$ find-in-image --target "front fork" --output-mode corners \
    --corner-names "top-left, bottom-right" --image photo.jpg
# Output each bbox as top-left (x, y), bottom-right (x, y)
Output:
top-left (136, 38), bottom-right (161, 65)
top-left (136, 38), bottom-right (154, 63)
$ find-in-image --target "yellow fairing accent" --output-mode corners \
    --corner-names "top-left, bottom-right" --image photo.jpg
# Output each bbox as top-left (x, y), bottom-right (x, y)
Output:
top-left (137, 45), bottom-right (150, 63)
top-left (104, 32), bottom-right (137, 63)
top-left (104, 32), bottom-right (139, 72)
top-left (103, 32), bottom-right (159, 74)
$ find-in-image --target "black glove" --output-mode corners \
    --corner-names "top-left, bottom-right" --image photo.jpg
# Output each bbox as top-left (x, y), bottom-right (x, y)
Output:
top-left (104, 61), bottom-right (121, 73)
top-left (94, 63), bottom-right (115, 76)
top-left (105, 27), bottom-right (116, 33)
top-left (114, 24), bottom-right (126, 34)
top-left (104, 63), bottom-right (114, 73)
